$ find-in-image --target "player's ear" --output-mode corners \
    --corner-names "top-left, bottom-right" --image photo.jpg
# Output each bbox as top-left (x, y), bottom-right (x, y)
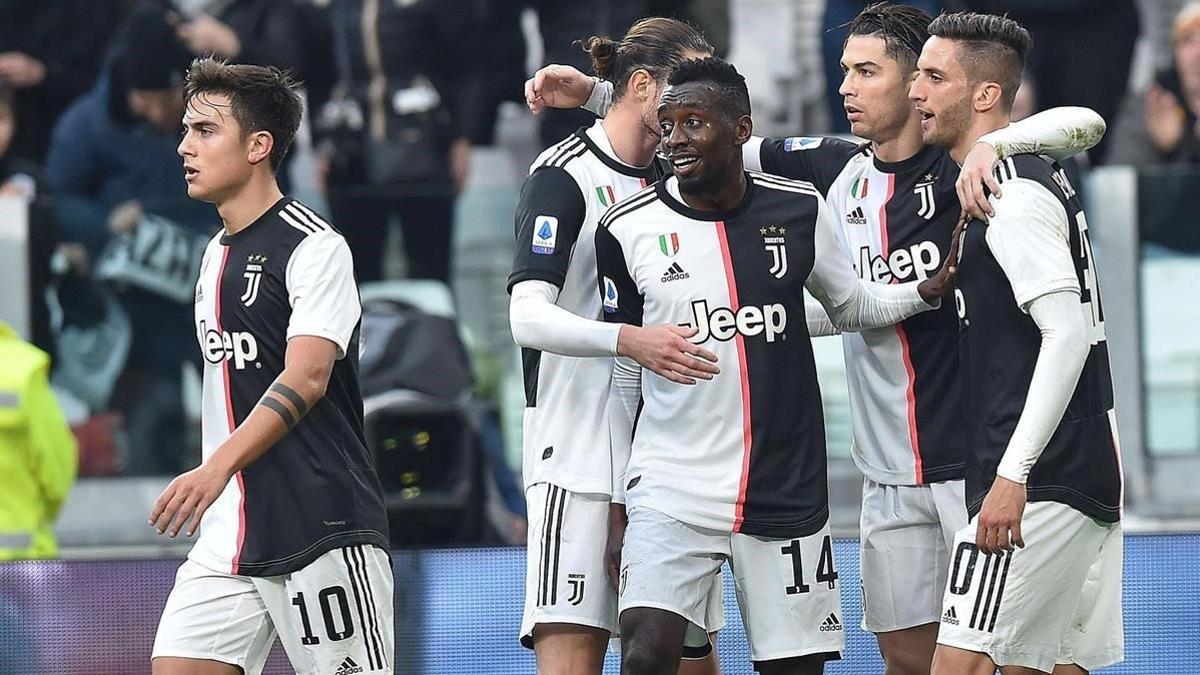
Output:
top-left (629, 68), bottom-right (654, 101)
top-left (733, 113), bottom-right (753, 146)
top-left (247, 130), bottom-right (274, 166)
top-left (973, 81), bottom-right (1004, 113)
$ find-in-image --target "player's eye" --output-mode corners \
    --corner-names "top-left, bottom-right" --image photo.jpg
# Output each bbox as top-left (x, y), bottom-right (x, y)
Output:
top-left (685, 117), bottom-right (702, 128)
top-left (660, 120), bottom-right (673, 134)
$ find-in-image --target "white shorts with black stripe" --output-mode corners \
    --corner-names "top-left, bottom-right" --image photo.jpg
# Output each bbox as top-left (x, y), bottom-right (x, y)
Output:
top-left (937, 502), bottom-right (1123, 673)
top-left (153, 544), bottom-right (394, 674)
top-left (520, 483), bottom-right (722, 653)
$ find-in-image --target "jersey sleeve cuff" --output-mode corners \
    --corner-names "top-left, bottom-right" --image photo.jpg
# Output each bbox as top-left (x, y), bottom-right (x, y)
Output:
top-left (1014, 280), bottom-right (1080, 314)
top-left (287, 328), bottom-right (352, 360)
top-left (506, 269), bottom-right (565, 295)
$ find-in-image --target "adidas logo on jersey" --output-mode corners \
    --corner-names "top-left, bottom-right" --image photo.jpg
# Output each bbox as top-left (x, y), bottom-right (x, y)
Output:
top-left (846, 207), bottom-right (867, 225)
top-left (661, 262), bottom-right (690, 283)
top-left (199, 320), bottom-right (259, 370)
top-left (942, 606), bottom-right (960, 626)
top-left (858, 240), bottom-right (941, 283)
top-left (334, 656), bottom-right (364, 674)
top-left (687, 300), bottom-right (787, 344)
top-left (819, 613), bottom-right (843, 632)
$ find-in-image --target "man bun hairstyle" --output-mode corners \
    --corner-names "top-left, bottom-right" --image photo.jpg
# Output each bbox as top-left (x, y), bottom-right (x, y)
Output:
top-left (846, 2), bottom-right (933, 73)
top-left (582, 17), bottom-right (713, 101)
top-left (666, 57), bottom-right (751, 119)
top-left (928, 12), bottom-right (1033, 112)
top-left (183, 57), bottom-right (304, 171)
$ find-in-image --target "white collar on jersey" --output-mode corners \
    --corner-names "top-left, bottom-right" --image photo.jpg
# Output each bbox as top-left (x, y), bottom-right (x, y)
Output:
top-left (585, 120), bottom-right (643, 171)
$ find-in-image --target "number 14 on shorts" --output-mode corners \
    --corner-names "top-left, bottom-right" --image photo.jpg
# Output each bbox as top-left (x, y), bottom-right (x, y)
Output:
top-left (781, 534), bottom-right (839, 595)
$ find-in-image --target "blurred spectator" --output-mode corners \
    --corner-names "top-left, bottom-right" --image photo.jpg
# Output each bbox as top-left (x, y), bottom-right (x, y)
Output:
top-left (948, 0), bottom-right (1139, 164)
top-left (0, 0), bottom-right (125, 165)
top-left (0, 85), bottom-right (38, 202)
top-left (0, 321), bottom-right (77, 561)
top-left (45, 7), bottom-right (214, 475)
top-left (319, 0), bottom-right (484, 284)
top-left (647, 0), bottom-right (730, 57)
top-left (531, 0), bottom-right (646, 148)
top-left (1110, 3), bottom-right (1200, 166)
top-left (465, 0), bottom-right (528, 146)
top-left (822, 0), bottom-right (941, 134)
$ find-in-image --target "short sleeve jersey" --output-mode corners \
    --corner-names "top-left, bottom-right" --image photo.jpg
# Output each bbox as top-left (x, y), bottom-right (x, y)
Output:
top-left (191, 198), bottom-right (389, 577)
top-left (957, 155), bottom-right (1121, 523)
top-left (507, 121), bottom-right (664, 495)
top-left (595, 172), bottom-right (871, 538)
top-left (756, 136), bottom-right (967, 486)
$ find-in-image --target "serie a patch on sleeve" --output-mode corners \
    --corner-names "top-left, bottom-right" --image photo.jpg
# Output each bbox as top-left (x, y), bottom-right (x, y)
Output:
top-left (784, 136), bottom-right (823, 152)
top-left (602, 277), bottom-right (619, 313)
top-left (532, 215), bottom-right (559, 254)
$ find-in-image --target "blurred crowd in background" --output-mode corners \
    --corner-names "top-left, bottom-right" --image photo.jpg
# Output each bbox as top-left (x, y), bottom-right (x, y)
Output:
top-left (0, 0), bottom-right (1197, 557)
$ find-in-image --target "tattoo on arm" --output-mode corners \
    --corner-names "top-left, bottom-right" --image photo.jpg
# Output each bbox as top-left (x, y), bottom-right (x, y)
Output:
top-left (269, 382), bottom-right (309, 418)
top-left (260, 395), bottom-right (297, 429)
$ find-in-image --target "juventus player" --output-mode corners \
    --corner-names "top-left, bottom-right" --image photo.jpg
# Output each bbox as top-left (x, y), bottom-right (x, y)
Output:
top-left (909, 13), bottom-right (1123, 675)
top-left (597, 57), bottom-right (957, 675)
top-left (526, 6), bottom-right (1104, 670)
top-left (150, 59), bottom-right (393, 675)
top-left (509, 18), bottom-right (722, 675)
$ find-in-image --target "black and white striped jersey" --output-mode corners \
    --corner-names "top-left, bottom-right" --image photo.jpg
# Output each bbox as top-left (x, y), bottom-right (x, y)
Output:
top-left (595, 172), bottom-right (930, 538)
top-left (750, 136), bottom-right (966, 487)
top-left (956, 155), bottom-right (1121, 523)
top-left (191, 197), bottom-right (389, 577)
top-left (507, 121), bottom-right (664, 495)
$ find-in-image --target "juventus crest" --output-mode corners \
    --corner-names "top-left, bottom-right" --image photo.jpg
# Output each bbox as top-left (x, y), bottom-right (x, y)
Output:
top-left (241, 254), bottom-right (267, 306)
top-left (761, 225), bottom-right (788, 279)
top-left (914, 173), bottom-right (937, 220)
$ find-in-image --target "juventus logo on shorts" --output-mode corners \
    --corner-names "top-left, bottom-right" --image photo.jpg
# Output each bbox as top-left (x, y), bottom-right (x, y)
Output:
top-left (567, 573), bottom-right (586, 606)
top-left (241, 263), bottom-right (263, 306)
top-left (914, 175), bottom-right (937, 220)
top-left (761, 225), bottom-right (788, 279)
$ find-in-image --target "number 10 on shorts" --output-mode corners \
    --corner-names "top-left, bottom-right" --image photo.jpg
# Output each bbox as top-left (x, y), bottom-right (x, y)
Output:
top-left (780, 534), bottom-right (839, 595)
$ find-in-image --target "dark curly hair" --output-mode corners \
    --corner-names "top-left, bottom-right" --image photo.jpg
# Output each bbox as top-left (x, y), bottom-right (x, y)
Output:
top-left (666, 57), bottom-right (751, 119)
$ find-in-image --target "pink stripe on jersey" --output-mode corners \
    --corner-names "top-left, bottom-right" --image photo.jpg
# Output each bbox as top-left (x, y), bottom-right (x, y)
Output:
top-left (214, 245), bottom-right (248, 573)
top-left (716, 221), bottom-right (754, 532)
top-left (878, 174), bottom-right (925, 484)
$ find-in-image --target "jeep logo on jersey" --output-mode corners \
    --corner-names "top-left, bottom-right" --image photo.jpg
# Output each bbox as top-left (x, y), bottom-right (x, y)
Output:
top-left (687, 300), bottom-right (787, 343)
top-left (199, 320), bottom-right (259, 369)
top-left (858, 240), bottom-right (941, 283)
top-left (761, 225), bottom-right (788, 278)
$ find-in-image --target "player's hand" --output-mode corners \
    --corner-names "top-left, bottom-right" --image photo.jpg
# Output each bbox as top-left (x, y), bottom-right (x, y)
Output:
top-left (605, 502), bottom-right (627, 591)
top-left (975, 476), bottom-right (1027, 554)
top-left (617, 324), bottom-right (719, 385)
top-left (524, 64), bottom-right (593, 114)
top-left (916, 212), bottom-right (966, 303)
top-left (149, 462), bottom-right (232, 538)
top-left (958, 141), bottom-right (1002, 221)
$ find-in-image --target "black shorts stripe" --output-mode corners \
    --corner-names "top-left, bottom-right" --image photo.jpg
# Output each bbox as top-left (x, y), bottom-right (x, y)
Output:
top-left (985, 552), bottom-right (1013, 632)
top-left (538, 486), bottom-right (560, 607)
top-left (549, 488), bottom-right (568, 605)
top-left (969, 553), bottom-right (993, 629)
top-left (973, 551), bottom-right (1004, 631)
top-left (343, 547), bottom-right (378, 670)
top-left (352, 545), bottom-right (388, 669)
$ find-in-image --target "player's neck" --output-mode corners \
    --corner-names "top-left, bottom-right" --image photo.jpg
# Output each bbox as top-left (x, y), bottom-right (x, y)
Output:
top-left (217, 172), bottom-right (285, 236)
top-left (951, 113), bottom-right (1010, 164)
top-left (679, 166), bottom-right (747, 212)
top-left (871, 115), bottom-right (925, 163)
top-left (602, 105), bottom-right (658, 167)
